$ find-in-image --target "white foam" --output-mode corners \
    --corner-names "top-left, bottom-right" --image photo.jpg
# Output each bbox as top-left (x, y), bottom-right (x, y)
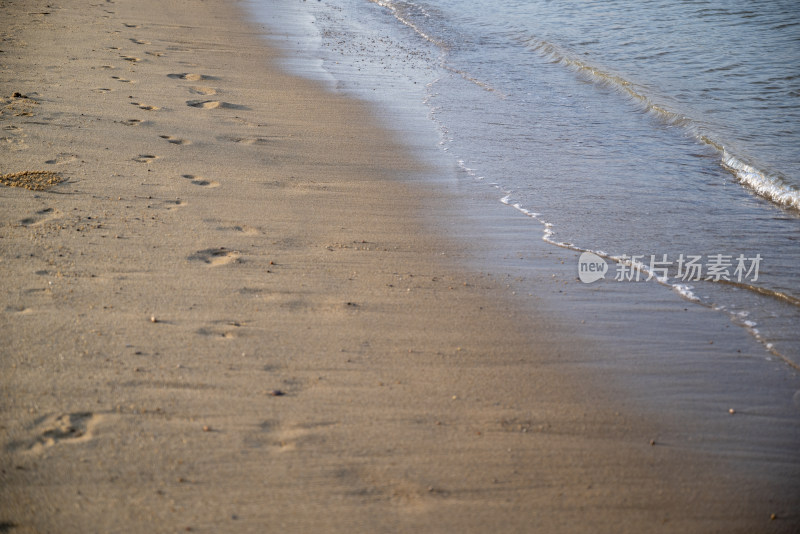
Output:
top-left (368, 0), bottom-right (446, 48)
top-left (524, 36), bottom-right (800, 213)
top-left (672, 284), bottom-right (700, 301)
top-left (721, 151), bottom-right (800, 210)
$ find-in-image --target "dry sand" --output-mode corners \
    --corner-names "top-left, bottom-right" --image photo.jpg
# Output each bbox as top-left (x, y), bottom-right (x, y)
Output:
top-left (1, 0), bottom-right (798, 532)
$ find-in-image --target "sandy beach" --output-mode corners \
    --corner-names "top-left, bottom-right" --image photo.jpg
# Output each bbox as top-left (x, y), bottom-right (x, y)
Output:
top-left (1, 0), bottom-right (799, 532)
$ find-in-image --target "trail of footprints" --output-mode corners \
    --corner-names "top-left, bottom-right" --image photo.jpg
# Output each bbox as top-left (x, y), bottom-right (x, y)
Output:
top-left (110, 31), bottom-right (272, 278)
top-left (5, 0), bottom-right (294, 464)
top-left (109, 23), bottom-right (253, 189)
top-left (4, 18), bottom-right (350, 489)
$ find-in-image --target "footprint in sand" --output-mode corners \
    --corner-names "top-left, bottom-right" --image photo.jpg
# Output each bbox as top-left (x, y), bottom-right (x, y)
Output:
top-left (10, 412), bottom-right (102, 454)
top-left (218, 135), bottom-right (275, 146)
top-left (189, 86), bottom-right (217, 96)
top-left (20, 207), bottom-right (61, 226)
top-left (181, 174), bottom-right (220, 188)
top-left (218, 224), bottom-right (261, 236)
top-left (121, 55), bottom-right (140, 63)
top-left (131, 102), bottom-right (159, 111)
top-left (188, 247), bottom-right (240, 266)
top-left (186, 100), bottom-right (222, 109)
top-left (168, 73), bottom-right (217, 82)
top-left (197, 328), bottom-right (236, 340)
top-left (111, 76), bottom-right (133, 83)
top-left (123, 118), bottom-right (143, 126)
top-left (123, 23), bottom-right (139, 28)
top-left (92, 88), bottom-right (113, 94)
top-left (133, 154), bottom-right (158, 163)
top-left (196, 320), bottom-right (244, 340)
top-left (5, 304), bottom-right (33, 315)
top-left (224, 117), bottom-right (265, 128)
top-left (45, 153), bottom-right (78, 165)
top-left (129, 38), bottom-right (150, 45)
top-left (162, 199), bottom-right (187, 211)
top-left (264, 423), bottom-right (330, 453)
top-left (187, 100), bottom-right (246, 110)
top-left (160, 135), bottom-right (191, 145)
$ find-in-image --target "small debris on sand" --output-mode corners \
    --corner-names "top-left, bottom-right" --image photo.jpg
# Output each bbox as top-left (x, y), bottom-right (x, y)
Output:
top-left (0, 170), bottom-right (62, 191)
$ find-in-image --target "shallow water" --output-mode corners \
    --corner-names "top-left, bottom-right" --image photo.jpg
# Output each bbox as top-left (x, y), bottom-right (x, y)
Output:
top-left (251, 0), bottom-right (800, 367)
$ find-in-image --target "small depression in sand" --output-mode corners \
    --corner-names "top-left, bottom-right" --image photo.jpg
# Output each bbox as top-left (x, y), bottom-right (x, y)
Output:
top-left (187, 100), bottom-right (247, 110)
top-left (188, 247), bottom-right (240, 266)
top-left (5, 305), bottom-right (33, 315)
top-left (45, 153), bottom-right (77, 165)
top-left (189, 86), bottom-right (217, 96)
top-left (182, 174), bottom-right (220, 188)
top-left (217, 135), bottom-right (275, 146)
top-left (8, 412), bottom-right (103, 454)
top-left (19, 207), bottom-right (61, 226)
top-left (160, 135), bottom-right (191, 145)
top-left (168, 73), bottom-right (217, 81)
top-left (131, 102), bottom-right (159, 111)
top-left (188, 100), bottom-right (221, 109)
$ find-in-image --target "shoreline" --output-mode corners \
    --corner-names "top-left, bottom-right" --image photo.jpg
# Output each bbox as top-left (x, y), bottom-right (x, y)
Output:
top-left (1, 0), bottom-right (798, 532)
top-left (271, 0), bottom-right (800, 369)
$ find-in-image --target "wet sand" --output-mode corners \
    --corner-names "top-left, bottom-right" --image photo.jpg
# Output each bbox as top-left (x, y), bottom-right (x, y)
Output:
top-left (1, 0), bottom-right (798, 532)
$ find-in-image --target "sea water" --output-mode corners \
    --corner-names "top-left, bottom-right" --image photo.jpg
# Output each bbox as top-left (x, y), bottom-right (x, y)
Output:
top-left (249, 0), bottom-right (800, 368)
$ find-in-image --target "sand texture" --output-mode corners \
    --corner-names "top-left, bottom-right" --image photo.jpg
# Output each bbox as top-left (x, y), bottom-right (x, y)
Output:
top-left (1, 0), bottom-right (798, 532)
